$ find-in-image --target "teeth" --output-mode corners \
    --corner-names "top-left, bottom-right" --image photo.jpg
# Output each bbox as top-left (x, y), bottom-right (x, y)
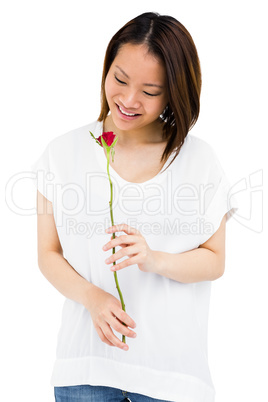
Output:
top-left (119, 105), bottom-right (137, 116)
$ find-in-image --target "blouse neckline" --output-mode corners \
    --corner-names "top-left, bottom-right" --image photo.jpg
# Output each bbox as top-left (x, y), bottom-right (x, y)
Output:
top-left (93, 120), bottom-right (176, 187)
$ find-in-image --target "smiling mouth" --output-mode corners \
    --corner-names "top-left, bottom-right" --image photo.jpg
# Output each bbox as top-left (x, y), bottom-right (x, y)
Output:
top-left (117, 104), bottom-right (140, 117)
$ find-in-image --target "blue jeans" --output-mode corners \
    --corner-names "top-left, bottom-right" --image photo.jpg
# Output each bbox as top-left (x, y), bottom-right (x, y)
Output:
top-left (54, 384), bottom-right (172, 402)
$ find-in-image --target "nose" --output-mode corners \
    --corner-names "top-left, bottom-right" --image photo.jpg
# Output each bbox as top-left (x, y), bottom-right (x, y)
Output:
top-left (119, 88), bottom-right (140, 110)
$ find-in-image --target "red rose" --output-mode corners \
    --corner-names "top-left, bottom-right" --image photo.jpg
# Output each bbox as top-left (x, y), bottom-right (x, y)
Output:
top-left (97, 132), bottom-right (117, 147)
top-left (89, 127), bottom-right (125, 343)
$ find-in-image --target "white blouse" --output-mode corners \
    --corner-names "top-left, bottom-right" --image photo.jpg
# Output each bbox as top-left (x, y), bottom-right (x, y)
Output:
top-left (31, 120), bottom-right (238, 402)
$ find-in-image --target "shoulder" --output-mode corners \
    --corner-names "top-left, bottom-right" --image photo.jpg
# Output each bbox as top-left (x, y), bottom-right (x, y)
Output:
top-left (182, 134), bottom-right (217, 159)
top-left (179, 134), bottom-right (223, 171)
top-left (169, 134), bottom-right (226, 187)
top-left (46, 120), bottom-right (102, 152)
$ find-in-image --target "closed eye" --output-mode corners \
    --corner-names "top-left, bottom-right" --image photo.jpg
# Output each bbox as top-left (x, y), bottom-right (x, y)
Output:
top-left (115, 74), bottom-right (160, 96)
top-left (143, 91), bottom-right (159, 97)
top-left (114, 75), bottom-right (126, 85)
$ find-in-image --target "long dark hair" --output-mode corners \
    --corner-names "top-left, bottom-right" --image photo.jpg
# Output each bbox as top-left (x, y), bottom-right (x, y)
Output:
top-left (98, 12), bottom-right (202, 167)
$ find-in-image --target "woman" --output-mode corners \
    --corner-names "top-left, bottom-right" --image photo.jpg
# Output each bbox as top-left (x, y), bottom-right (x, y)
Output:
top-left (32, 12), bottom-right (237, 402)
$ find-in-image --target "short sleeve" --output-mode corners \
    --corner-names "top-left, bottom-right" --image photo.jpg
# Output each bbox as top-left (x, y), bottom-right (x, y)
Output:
top-left (31, 144), bottom-right (55, 203)
top-left (200, 157), bottom-right (239, 244)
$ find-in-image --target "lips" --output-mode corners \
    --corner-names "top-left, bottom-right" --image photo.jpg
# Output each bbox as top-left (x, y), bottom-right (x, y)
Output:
top-left (116, 103), bottom-right (141, 119)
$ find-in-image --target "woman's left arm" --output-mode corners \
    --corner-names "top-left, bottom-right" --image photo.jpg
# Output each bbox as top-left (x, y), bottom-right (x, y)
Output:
top-left (103, 214), bottom-right (226, 284)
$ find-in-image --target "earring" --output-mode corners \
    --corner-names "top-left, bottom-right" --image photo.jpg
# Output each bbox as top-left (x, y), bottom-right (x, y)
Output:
top-left (160, 105), bottom-right (168, 119)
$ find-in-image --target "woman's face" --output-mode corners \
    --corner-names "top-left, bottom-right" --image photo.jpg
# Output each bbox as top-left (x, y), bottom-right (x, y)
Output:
top-left (105, 43), bottom-right (168, 134)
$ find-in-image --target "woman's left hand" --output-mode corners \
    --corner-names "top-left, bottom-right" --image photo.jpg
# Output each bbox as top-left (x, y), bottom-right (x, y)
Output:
top-left (103, 223), bottom-right (156, 273)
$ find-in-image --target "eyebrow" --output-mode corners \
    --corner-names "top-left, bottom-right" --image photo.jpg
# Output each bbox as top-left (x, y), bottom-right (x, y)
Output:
top-left (115, 65), bottom-right (164, 89)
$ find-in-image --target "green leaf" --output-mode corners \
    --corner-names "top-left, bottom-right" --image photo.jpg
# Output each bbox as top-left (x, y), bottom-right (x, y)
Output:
top-left (111, 147), bottom-right (115, 162)
top-left (89, 131), bottom-right (102, 147)
top-left (111, 136), bottom-right (118, 148)
top-left (100, 135), bottom-right (109, 150)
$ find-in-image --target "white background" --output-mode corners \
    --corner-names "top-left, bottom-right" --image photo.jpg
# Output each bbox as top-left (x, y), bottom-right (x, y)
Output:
top-left (1, 0), bottom-right (267, 401)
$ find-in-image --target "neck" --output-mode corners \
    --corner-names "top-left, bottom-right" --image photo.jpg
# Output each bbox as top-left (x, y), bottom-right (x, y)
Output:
top-left (103, 115), bottom-right (164, 147)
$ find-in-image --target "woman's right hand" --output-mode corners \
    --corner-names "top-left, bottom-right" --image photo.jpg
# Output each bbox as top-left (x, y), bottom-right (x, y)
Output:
top-left (84, 285), bottom-right (137, 351)
top-left (36, 191), bottom-right (136, 350)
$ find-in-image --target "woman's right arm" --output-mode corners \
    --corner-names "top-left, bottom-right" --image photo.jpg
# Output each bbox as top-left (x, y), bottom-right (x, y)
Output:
top-left (36, 190), bottom-right (136, 350)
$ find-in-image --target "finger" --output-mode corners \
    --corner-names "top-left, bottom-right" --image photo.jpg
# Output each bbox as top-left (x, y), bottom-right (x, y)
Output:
top-left (102, 322), bottom-right (129, 351)
top-left (115, 309), bottom-right (137, 330)
top-left (110, 234), bottom-right (127, 248)
top-left (110, 254), bottom-right (141, 272)
top-left (105, 245), bottom-right (139, 265)
top-left (106, 223), bottom-right (140, 236)
top-left (110, 302), bottom-right (137, 330)
top-left (103, 234), bottom-right (139, 251)
top-left (110, 315), bottom-right (137, 339)
top-left (95, 325), bottom-right (114, 347)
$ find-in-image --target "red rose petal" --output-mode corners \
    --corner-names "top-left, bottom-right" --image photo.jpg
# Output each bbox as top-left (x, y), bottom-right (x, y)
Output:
top-left (97, 132), bottom-right (116, 147)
